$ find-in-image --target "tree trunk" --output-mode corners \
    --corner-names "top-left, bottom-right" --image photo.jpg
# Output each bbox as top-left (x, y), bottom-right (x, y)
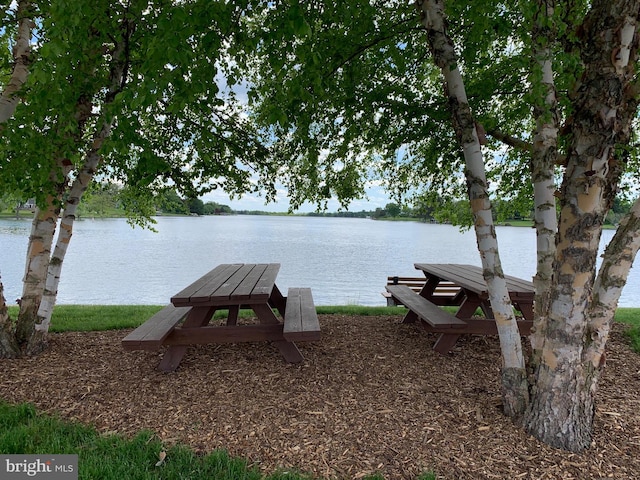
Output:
top-left (417, 0), bottom-right (528, 416)
top-left (0, 0), bottom-right (34, 124)
top-left (25, 17), bottom-right (133, 350)
top-left (586, 198), bottom-right (640, 363)
top-left (0, 5), bottom-right (134, 357)
top-left (0, 277), bottom-right (20, 357)
top-left (35, 137), bottom-right (112, 339)
top-left (528, 0), bottom-right (559, 356)
top-left (14, 201), bottom-right (60, 354)
top-left (524, 0), bottom-right (640, 451)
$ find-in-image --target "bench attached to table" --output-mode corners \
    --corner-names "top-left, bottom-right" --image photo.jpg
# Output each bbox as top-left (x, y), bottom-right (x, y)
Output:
top-left (382, 276), bottom-right (460, 306)
top-left (284, 287), bottom-right (321, 342)
top-left (122, 295), bottom-right (322, 353)
top-left (122, 304), bottom-right (192, 351)
top-left (386, 284), bottom-right (470, 354)
top-left (385, 285), bottom-right (467, 329)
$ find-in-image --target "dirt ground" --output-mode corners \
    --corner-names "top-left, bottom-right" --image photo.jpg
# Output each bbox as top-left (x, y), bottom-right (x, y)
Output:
top-left (1, 314), bottom-right (639, 480)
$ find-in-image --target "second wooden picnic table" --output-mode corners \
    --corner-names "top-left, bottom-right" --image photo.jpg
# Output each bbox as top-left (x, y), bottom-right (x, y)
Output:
top-left (386, 263), bottom-right (534, 354)
top-left (122, 263), bottom-right (320, 372)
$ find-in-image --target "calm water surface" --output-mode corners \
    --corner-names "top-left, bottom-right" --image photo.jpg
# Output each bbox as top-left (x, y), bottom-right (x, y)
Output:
top-left (0, 215), bottom-right (637, 306)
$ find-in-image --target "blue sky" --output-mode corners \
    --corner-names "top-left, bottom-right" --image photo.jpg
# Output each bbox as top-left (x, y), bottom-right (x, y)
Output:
top-left (201, 182), bottom-right (394, 213)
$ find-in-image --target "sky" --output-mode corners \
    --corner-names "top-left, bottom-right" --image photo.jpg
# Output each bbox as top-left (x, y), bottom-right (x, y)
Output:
top-left (201, 182), bottom-right (394, 213)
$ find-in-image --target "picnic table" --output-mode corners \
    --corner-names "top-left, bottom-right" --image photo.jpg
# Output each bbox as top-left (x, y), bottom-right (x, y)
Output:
top-left (122, 263), bottom-right (320, 372)
top-left (385, 263), bottom-right (534, 354)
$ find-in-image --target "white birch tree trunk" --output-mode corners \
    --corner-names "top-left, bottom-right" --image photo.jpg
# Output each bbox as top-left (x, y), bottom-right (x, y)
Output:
top-left (0, 277), bottom-right (19, 356)
top-left (0, 0), bottom-right (36, 355)
top-left (2, 12), bottom-right (134, 357)
top-left (14, 201), bottom-right (61, 353)
top-left (25, 20), bottom-right (132, 349)
top-left (35, 135), bottom-right (113, 336)
top-left (0, 0), bottom-right (34, 124)
top-left (524, 1), bottom-right (640, 451)
top-left (587, 198), bottom-right (640, 364)
top-left (417, 0), bottom-right (528, 416)
top-left (529, 0), bottom-right (559, 355)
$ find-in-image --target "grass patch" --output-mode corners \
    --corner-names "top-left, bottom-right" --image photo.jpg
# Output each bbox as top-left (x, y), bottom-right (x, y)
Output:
top-left (6, 305), bottom-right (408, 332)
top-left (5, 305), bottom-right (640, 354)
top-left (0, 401), bottom-right (307, 479)
top-left (615, 308), bottom-right (640, 353)
top-left (7, 305), bottom-right (164, 332)
top-left (0, 400), bottom-right (436, 479)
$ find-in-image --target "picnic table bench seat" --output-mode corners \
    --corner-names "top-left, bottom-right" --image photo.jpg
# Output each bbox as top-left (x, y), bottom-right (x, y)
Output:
top-left (385, 284), bottom-right (467, 328)
top-left (122, 304), bottom-right (192, 351)
top-left (284, 287), bottom-right (320, 342)
top-left (382, 276), bottom-right (460, 306)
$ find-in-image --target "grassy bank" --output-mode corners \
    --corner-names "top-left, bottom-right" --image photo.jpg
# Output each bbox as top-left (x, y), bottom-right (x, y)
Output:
top-left (0, 400), bottom-right (290, 480)
top-left (6, 304), bottom-right (639, 353)
top-left (5, 304), bottom-right (409, 332)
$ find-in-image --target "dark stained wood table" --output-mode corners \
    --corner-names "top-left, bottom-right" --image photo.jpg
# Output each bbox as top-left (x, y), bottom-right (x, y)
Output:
top-left (123, 263), bottom-right (320, 372)
top-left (407, 263), bottom-right (534, 353)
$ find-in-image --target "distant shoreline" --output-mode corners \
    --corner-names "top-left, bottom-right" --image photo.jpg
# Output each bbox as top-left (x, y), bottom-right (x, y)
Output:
top-left (4, 212), bottom-right (621, 229)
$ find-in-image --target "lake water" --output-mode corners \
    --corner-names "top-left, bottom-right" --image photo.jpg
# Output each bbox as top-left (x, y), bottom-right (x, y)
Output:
top-left (0, 215), bottom-right (638, 306)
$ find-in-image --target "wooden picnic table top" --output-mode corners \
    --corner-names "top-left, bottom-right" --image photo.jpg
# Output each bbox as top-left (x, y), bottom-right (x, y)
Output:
top-left (171, 263), bottom-right (281, 307)
top-left (414, 263), bottom-right (534, 297)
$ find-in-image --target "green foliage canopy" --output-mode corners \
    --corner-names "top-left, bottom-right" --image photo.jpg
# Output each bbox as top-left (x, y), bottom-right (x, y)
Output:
top-left (0, 0), bottom-right (275, 223)
top-left (234, 0), bottom-right (638, 219)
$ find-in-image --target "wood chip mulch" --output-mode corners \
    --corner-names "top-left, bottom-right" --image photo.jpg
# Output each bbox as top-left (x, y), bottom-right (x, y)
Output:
top-left (1, 315), bottom-right (639, 480)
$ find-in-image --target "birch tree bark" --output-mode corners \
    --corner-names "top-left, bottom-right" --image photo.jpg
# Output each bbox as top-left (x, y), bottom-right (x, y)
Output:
top-left (524, 0), bottom-right (640, 451)
top-left (587, 198), bottom-right (640, 363)
top-left (14, 120), bottom-right (90, 355)
top-left (0, 0), bottom-right (34, 125)
top-left (14, 200), bottom-right (61, 354)
top-left (0, 0), bottom-right (35, 355)
top-left (0, 279), bottom-right (19, 356)
top-left (19, 17), bottom-right (133, 353)
top-left (33, 127), bottom-right (116, 343)
top-left (528, 0), bottom-right (559, 355)
top-left (11, 14), bottom-right (128, 355)
top-left (417, 0), bottom-right (528, 416)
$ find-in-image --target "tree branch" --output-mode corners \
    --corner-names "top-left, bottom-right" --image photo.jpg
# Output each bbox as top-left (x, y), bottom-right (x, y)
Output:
top-left (485, 127), bottom-right (533, 152)
top-left (0, 0), bottom-right (35, 124)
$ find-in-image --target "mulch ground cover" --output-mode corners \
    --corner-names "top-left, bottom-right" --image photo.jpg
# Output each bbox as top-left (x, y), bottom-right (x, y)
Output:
top-left (1, 314), bottom-right (639, 480)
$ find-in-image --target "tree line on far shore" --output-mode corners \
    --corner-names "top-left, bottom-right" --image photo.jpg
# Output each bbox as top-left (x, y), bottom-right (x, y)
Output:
top-left (3, 185), bottom-right (635, 225)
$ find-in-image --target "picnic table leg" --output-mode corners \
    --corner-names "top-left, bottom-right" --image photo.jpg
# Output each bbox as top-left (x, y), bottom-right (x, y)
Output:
top-left (269, 285), bottom-right (287, 317)
top-left (157, 346), bottom-right (189, 372)
top-left (404, 275), bottom-right (441, 324)
top-left (227, 305), bottom-right (240, 326)
top-left (252, 303), bottom-right (304, 363)
top-left (515, 301), bottom-right (534, 321)
top-left (432, 296), bottom-right (480, 354)
top-left (401, 310), bottom-right (419, 324)
top-left (479, 301), bottom-right (493, 319)
top-left (157, 307), bottom-right (216, 372)
top-left (419, 276), bottom-right (441, 298)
